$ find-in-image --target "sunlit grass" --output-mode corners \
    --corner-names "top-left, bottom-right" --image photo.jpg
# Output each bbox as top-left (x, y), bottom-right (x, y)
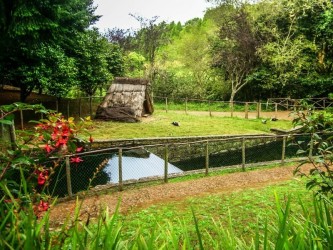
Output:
top-left (119, 178), bottom-right (311, 244)
top-left (90, 110), bottom-right (293, 139)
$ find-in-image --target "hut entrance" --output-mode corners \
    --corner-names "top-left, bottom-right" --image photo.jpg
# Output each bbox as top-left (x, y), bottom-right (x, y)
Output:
top-left (95, 77), bottom-right (154, 122)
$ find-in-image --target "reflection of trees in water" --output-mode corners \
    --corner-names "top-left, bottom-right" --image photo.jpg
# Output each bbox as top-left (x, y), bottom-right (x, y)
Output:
top-left (47, 149), bottom-right (151, 197)
top-left (48, 151), bottom-right (116, 197)
top-left (172, 138), bottom-right (306, 171)
top-left (47, 136), bottom-right (312, 196)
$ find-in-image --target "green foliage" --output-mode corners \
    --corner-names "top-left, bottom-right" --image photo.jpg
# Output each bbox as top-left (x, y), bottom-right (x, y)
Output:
top-left (154, 19), bottom-right (218, 99)
top-left (210, 3), bottom-right (260, 102)
top-left (292, 102), bottom-right (333, 200)
top-left (124, 52), bottom-right (146, 77)
top-left (250, 0), bottom-right (333, 98)
top-left (0, 0), bottom-right (99, 101)
top-left (75, 29), bottom-right (114, 96)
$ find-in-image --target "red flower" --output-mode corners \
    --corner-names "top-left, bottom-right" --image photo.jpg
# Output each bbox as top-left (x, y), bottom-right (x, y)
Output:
top-left (51, 127), bottom-right (60, 140)
top-left (44, 144), bottom-right (54, 153)
top-left (36, 170), bottom-right (48, 186)
top-left (76, 147), bottom-right (83, 152)
top-left (37, 200), bottom-right (49, 212)
top-left (61, 125), bottom-right (70, 137)
top-left (70, 156), bottom-right (83, 164)
top-left (55, 137), bottom-right (68, 147)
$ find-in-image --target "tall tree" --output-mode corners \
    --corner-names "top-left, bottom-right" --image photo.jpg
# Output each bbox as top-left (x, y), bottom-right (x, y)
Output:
top-left (155, 18), bottom-right (215, 99)
top-left (210, 4), bottom-right (260, 102)
top-left (75, 29), bottom-right (113, 97)
top-left (253, 0), bottom-right (333, 98)
top-left (0, 0), bottom-right (98, 101)
top-left (104, 28), bottom-right (135, 52)
top-left (130, 15), bottom-right (169, 82)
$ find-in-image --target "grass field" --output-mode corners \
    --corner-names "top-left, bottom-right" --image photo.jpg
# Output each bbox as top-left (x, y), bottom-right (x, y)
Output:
top-left (91, 110), bottom-right (293, 139)
top-left (93, 177), bottom-right (313, 248)
top-left (121, 179), bottom-right (308, 235)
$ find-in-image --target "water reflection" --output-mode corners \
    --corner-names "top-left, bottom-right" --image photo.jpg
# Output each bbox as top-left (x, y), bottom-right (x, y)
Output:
top-left (103, 149), bottom-right (183, 183)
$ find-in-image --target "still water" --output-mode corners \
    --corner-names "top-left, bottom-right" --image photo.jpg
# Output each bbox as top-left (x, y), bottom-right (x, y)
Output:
top-left (103, 150), bottom-right (183, 183)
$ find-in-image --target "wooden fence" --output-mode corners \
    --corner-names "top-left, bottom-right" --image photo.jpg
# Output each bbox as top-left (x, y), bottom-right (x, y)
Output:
top-left (5, 96), bottom-right (333, 129)
top-left (56, 133), bottom-right (313, 197)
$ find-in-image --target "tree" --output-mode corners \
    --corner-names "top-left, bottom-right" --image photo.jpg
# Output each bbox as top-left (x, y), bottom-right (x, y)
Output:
top-left (104, 28), bottom-right (135, 52)
top-left (130, 15), bottom-right (170, 82)
top-left (210, 4), bottom-right (260, 102)
top-left (0, 0), bottom-right (99, 101)
top-left (253, 0), bottom-right (333, 98)
top-left (124, 52), bottom-right (146, 77)
top-left (75, 29), bottom-right (113, 97)
top-left (155, 18), bottom-right (216, 99)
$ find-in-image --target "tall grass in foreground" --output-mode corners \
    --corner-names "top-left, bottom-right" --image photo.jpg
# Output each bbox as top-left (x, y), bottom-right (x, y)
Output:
top-left (1, 189), bottom-right (332, 249)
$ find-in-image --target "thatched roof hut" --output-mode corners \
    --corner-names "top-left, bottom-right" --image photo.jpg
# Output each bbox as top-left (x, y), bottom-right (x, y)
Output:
top-left (95, 77), bottom-right (154, 122)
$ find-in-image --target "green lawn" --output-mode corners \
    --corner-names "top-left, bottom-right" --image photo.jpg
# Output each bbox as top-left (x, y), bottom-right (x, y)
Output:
top-left (116, 177), bottom-right (311, 246)
top-left (91, 110), bottom-right (293, 139)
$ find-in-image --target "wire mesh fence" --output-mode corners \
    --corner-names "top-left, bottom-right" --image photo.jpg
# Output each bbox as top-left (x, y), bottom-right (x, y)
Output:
top-left (47, 133), bottom-right (316, 198)
top-left (9, 96), bottom-right (333, 128)
top-left (152, 96), bottom-right (292, 120)
top-left (9, 97), bottom-right (104, 129)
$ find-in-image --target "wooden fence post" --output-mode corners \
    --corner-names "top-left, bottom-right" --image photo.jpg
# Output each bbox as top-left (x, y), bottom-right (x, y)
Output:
top-left (10, 122), bottom-right (17, 150)
top-left (309, 136), bottom-right (314, 160)
top-left (245, 102), bottom-right (249, 119)
top-left (242, 137), bottom-right (246, 171)
top-left (275, 103), bottom-right (278, 119)
top-left (20, 110), bottom-right (24, 130)
top-left (323, 99), bottom-right (326, 109)
top-left (89, 96), bottom-right (92, 117)
top-left (281, 136), bottom-right (286, 164)
top-left (165, 97), bottom-right (168, 113)
top-left (256, 102), bottom-right (260, 119)
top-left (185, 97), bottom-right (188, 114)
top-left (164, 145), bottom-right (168, 183)
top-left (205, 141), bottom-right (209, 176)
top-left (65, 156), bottom-right (73, 197)
top-left (118, 148), bottom-right (123, 191)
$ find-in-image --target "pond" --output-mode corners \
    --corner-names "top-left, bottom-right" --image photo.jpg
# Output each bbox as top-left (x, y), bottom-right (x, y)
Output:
top-left (49, 148), bottom-right (183, 197)
top-left (103, 149), bottom-right (183, 183)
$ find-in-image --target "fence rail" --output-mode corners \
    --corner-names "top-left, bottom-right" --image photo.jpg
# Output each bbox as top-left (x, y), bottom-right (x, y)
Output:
top-left (46, 133), bottom-right (315, 198)
top-left (5, 96), bottom-right (333, 129)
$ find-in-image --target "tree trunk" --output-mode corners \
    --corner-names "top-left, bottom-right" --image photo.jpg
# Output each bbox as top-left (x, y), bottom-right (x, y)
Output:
top-left (229, 91), bottom-right (236, 104)
top-left (20, 86), bottom-right (30, 102)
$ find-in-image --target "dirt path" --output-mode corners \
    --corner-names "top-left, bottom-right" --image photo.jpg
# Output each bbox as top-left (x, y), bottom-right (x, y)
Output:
top-left (49, 164), bottom-right (310, 225)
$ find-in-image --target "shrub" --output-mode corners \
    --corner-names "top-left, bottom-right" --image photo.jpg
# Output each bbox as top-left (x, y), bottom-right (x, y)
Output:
top-left (292, 102), bottom-right (333, 200)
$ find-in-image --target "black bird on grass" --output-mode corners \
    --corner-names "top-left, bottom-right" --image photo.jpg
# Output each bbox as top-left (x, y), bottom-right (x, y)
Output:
top-left (171, 121), bottom-right (180, 126)
top-left (271, 117), bottom-right (278, 121)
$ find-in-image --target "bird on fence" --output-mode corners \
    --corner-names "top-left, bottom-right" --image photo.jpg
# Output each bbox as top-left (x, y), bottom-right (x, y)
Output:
top-left (171, 121), bottom-right (180, 126)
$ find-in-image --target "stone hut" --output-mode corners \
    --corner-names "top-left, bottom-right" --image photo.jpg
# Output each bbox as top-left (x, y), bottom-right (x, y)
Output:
top-left (95, 77), bottom-right (154, 122)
